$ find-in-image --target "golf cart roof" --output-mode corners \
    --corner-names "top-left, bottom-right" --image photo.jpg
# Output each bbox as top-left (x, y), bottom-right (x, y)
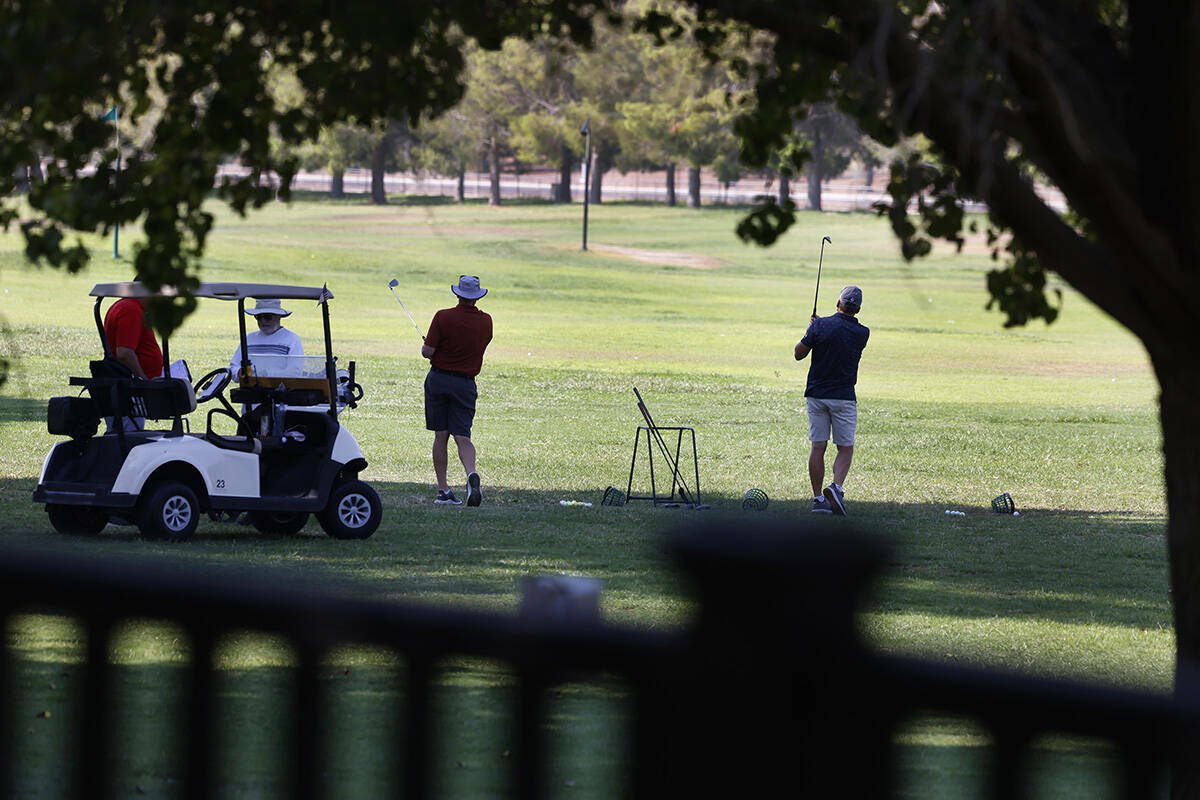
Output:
top-left (88, 282), bottom-right (334, 301)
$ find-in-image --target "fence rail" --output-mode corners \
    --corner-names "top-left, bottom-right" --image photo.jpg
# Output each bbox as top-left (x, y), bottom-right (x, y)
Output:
top-left (0, 520), bottom-right (1185, 798)
top-left (218, 165), bottom-right (1049, 213)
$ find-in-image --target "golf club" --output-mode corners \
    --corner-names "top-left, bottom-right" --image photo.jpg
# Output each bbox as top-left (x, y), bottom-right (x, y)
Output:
top-left (812, 235), bottom-right (832, 317)
top-left (387, 278), bottom-right (425, 340)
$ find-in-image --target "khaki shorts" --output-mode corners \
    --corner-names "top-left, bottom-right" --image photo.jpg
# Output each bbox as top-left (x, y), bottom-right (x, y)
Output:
top-left (806, 397), bottom-right (858, 446)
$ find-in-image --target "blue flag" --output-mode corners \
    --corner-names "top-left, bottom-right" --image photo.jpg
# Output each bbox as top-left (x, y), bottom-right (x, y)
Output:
top-left (102, 106), bottom-right (118, 121)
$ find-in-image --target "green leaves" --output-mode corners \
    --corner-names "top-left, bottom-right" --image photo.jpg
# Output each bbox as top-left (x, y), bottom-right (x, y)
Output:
top-left (2, 0), bottom-right (591, 337)
top-left (735, 197), bottom-right (795, 246)
top-left (871, 154), bottom-right (1060, 327)
top-left (985, 245), bottom-right (1062, 329)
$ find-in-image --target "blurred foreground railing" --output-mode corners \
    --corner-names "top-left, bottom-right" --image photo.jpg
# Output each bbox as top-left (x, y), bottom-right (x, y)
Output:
top-left (0, 521), bottom-right (1189, 798)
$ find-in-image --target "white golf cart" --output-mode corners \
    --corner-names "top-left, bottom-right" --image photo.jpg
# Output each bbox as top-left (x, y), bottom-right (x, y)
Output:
top-left (32, 282), bottom-right (381, 541)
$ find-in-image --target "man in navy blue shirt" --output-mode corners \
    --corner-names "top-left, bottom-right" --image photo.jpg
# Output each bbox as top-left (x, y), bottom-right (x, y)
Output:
top-left (794, 285), bottom-right (870, 515)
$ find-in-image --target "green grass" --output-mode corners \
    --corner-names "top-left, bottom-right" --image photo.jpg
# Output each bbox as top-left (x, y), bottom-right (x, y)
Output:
top-left (0, 197), bottom-right (1169, 797)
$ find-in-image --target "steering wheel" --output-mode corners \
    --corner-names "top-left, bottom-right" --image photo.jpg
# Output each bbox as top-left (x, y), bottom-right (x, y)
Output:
top-left (194, 368), bottom-right (233, 404)
top-left (336, 368), bottom-right (365, 409)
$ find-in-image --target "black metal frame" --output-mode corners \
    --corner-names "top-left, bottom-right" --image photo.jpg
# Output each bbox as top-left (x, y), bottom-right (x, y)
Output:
top-left (625, 425), bottom-right (701, 506)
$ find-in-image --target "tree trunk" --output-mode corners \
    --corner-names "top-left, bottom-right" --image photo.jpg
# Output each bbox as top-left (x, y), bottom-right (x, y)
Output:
top-left (666, 163), bottom-right (676, 207)
top-left (589, 154), bottom-right (607, 204)
top-left (778, 171), bottom-right (790, 206)
top-left (488, 134), bottom-right (501, 206)
top-left (687, 166), bottom-right (701, 208)
top-left (807, 128), bottom-right (824, 211)
top-left (330, 170), bottom-right (344, 199)
top-left (1160, 359), bottom-right (1200, 798)
top-left (455, 167), bottom-right (465, 203)
top-left (806, 165), bottom-right (823, 211)
top-left (557, 146), bottom-right (572, 203)
top-left (370, 139), bottom-right (388, 205)
top-left (865, 162), bottom-right (875, 188)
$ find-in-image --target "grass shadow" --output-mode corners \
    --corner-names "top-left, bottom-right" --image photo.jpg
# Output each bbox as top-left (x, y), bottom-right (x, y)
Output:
top-left (3, 477), bottom-right (1172, 635)
top-left (0, 394), bottom-right (42, 423)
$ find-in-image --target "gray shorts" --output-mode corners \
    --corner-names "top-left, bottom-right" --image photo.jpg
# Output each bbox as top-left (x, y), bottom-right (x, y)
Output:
top-left (806, 397), bottom-right (857, 446)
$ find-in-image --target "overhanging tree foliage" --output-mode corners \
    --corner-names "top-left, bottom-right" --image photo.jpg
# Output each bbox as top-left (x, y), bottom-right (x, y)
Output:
top-left (0, 0), bottom-right (594, 336)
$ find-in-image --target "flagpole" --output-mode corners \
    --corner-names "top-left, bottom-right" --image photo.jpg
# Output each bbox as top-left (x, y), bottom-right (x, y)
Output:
top-left (112, 105), bottom-right (119, 259)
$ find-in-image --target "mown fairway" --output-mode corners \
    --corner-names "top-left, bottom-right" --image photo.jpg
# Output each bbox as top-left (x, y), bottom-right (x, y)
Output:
top-left (0, 195), bottom-right (1169, 797)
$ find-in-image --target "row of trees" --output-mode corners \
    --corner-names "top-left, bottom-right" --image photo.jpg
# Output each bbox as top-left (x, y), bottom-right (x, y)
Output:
top-left (286, 3), bottom-right (879, 210)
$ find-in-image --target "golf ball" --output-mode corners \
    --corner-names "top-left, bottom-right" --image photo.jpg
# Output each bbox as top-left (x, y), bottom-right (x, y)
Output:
top-left (1013, 511), bottom-right (1020, 516)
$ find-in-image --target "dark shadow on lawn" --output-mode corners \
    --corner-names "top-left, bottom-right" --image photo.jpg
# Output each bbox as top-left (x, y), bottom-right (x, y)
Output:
top-left (0, 394), bottom-right (44, 423)
top-left (3, 477), bottom-right (1171, 632)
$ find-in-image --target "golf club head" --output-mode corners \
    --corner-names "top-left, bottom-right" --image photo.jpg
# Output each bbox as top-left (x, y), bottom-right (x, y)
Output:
top-left (388, 278), bottom-right (399, 288)
top-left (823, 236), bottom-right (832, 244)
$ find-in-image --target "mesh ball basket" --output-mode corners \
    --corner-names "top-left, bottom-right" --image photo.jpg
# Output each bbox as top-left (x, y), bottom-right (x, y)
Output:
top-left (601, 486), bottom-right (628, 506)
top-left (991, 492), bottom-right (1015, 514)
top-left (742, 488), bottom-right (769, 510)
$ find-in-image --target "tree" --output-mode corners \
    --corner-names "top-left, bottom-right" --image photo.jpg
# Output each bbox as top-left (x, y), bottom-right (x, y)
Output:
top-left (367, 119), bottom-right (417, 205)
top-left (614, 2), bottom-right (765, 208)
top-left (412, 110), bottom-right (480, 203)
top-left (296, 124), bottom-right (374, 199)
top-left (457, 41), bottom-right (530, 206)
top-left (795, 103), bottom-right (869, 211)
top-left (0, 0), bottom-right (590, 336)
top-left (650, 2), bottom-right (1199, 794)
top-left (675, 89), bottom-right (743, 208)
top-left (502, 37), bottom-right (583, 203)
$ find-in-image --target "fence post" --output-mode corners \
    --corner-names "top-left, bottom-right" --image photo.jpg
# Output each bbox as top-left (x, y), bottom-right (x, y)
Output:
top-left (646, 520), bottom-right (890, 798)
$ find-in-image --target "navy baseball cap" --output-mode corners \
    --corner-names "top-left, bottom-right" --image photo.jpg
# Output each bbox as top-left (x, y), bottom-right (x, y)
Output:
top-left (839, 285), bottom-right (862, 310)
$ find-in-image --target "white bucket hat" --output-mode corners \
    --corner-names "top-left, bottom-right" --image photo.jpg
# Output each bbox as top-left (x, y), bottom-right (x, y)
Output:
top-left (245, 298), bottom-right (292, 317)
top-left (451, 275), bottom-right (488, 300)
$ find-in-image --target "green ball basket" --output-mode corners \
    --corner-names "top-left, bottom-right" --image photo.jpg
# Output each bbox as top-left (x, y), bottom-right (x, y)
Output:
top-left (742, 488), bottom-right (769, 510)
top-left (601, 486), bottom-right (627, 506)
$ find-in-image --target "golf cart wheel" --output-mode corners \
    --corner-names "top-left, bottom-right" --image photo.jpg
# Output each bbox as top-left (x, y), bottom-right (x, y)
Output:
top-left (138, 481), bottom-right (200, 542)
top-left (46, 504), bottom-right (107, 536)
top-left (251, 511), bottom-right (310, 536)
top-left (317, 480), bottom-right (381, 540)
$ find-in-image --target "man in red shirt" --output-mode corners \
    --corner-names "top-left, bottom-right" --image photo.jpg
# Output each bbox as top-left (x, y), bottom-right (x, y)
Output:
top-left (104, 297), bottom-right (163, 380)
top-left (421, 276), bottom-right (493, 506)
top-left (102, 297), bottom-right (163, 431)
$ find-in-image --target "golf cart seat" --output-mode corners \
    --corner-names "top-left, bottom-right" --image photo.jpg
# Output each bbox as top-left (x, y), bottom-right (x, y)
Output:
top-left (76, 361), bottom-right (197, 421)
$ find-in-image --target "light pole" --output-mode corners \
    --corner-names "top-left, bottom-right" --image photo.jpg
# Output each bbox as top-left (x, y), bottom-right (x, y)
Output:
top-left (581, 117), bottom-right (591, 252)
top-left (103, 105), bottom-right (120, 258)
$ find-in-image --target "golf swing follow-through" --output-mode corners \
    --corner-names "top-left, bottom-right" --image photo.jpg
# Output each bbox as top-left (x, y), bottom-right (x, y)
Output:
top-left (419, 275), bottom-right (492, 507)
top-left (796, 236), bottom-right (869, 516)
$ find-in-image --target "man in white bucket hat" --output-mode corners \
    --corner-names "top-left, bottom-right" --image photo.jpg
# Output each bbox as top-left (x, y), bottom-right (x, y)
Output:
top-left (421, 276), bottom-right (493, 507)
top-left (229, 297), bottom-right (304, 379)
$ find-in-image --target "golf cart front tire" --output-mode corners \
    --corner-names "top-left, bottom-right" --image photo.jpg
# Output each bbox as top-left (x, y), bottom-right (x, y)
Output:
top-left (46, 504), bottom-right (107, 536)
top-left (138, 480), bottom-right (200, 542)
top-left (317, 480), bottom-right (381, 539)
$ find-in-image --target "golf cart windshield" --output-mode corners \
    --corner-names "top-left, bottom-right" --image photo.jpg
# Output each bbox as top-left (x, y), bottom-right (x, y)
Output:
top-left (239, 354), bottom-right (327, 381)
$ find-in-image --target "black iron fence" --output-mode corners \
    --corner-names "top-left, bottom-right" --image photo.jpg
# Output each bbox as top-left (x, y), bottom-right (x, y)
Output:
top-left (0, 521), bottom-right (1189, 798)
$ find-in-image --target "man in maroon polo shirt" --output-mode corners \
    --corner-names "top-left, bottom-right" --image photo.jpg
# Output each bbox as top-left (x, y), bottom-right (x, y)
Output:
top-left (421, 275), bottom-right (493, 506)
